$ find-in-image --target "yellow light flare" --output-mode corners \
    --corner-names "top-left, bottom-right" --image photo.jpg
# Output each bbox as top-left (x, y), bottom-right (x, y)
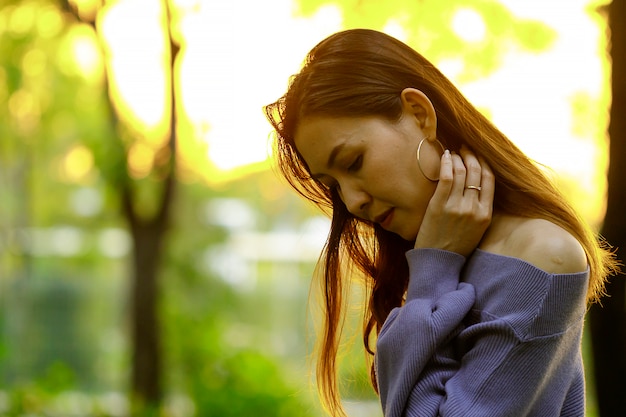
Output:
top-left (71, 27), bottom-right (103, 82)
top-left (36, 3), bottom-right (65, 38)
top-left (8, 89), bottom-right (36, 119)
top-left (8, 88), bottom-right (39, 134)
top-left (62, 145), bottom-right (95, 183)
top-left (6, 2), bottom-right (36, 36)
top-left (452, 8), bottom-right (487, 43)
top-left (58, 23), bottom-right (103, 82)
top-left (99, 0), bottom-right (169, 144)
top-left (127, 141), bottom-right (155, 179)
top-left (22, 48), bottom-right (47, 78)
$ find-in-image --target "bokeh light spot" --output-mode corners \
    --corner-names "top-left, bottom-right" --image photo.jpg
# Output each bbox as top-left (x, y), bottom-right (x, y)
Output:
top-left (452, 8), bottom-right (486, 43)
top-left (128, 142), bottom-right (155, 179)
top-left (63, 145), bottom-right (94, 182)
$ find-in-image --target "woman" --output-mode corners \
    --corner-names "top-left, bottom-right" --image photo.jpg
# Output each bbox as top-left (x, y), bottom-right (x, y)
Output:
top-left (264, 29), bottom-right (618, 417)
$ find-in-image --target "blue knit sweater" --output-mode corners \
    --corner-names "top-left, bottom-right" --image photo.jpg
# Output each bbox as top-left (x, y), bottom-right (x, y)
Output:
top-left (375, 248), bottom-right (589, 417)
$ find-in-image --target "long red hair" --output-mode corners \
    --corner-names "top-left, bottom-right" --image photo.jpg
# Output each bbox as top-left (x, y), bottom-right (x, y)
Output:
top-left (264, 29), bottom-right (618, 417)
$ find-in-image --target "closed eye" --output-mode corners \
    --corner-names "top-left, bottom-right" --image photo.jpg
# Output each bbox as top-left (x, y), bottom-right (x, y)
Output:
top-left (316, 177), bottom-right (339, 192)
top-left (348, 155), bottom-right (362, 172)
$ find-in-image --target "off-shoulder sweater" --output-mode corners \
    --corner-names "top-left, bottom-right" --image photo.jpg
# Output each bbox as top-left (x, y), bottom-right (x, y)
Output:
top-left (375, 248), bottom-right (589, 417)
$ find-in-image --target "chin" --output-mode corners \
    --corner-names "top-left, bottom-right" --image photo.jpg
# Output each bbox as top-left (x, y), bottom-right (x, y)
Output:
top-left (399, 227), bottom-right (419, 242)
top-left (376, 223), bottom-right (416, 243)
top-left (395, 229), bottom-right (417, 242)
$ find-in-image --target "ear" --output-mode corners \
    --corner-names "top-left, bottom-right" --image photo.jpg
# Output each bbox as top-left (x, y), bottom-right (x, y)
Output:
top-left (400, 88), bottom-right (437, 140)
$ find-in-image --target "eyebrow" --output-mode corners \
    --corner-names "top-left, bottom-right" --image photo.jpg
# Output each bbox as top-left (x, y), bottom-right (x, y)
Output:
top-left (311, 143), bottom-right (344, 180)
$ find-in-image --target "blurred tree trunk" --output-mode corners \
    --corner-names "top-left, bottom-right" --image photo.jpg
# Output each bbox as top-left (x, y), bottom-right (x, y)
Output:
top-left (589, 0), bottom-right (626, 415)
top-left (127, 1), bottom-right (179, 406)
top-left (66, 0), bottom-right (179, 410)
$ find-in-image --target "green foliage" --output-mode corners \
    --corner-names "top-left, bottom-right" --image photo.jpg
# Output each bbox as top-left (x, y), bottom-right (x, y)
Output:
top-left (188, 349), bottom-right (315, 417)
top-left (160, 178), bottom-right (319, 416)
top-left (295, 0), bottom-right (556, 82)
top-left (3, 275), bottom-right (92, 387)
top-left (0, 0), bottom-right (319, 416)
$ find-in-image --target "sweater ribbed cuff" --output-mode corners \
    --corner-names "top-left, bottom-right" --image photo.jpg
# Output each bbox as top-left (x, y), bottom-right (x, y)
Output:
top-left (405, 248), bottom-right (466, 301)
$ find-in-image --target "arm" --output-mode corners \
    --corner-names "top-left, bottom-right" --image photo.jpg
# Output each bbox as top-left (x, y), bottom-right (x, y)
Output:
top-left (375, 148), bottom-right (497, 416)
top-left (378, 141), bottom-right (588, 416)
top-left (403, 251), bottom-right (589, 417)
top-left (376, 248), bottom-right (475, 417)
top-left (436, 259), bottom-right (588, 417)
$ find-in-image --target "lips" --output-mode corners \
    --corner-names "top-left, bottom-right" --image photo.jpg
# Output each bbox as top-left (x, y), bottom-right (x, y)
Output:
top-left (375, 208), bottom-right (394, 229)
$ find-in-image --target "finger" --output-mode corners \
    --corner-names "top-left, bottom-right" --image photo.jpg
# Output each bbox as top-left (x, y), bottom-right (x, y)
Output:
top-left (429, 150), bottom-right (453, 205)
top-left (459, 146), bottom-right (482, 195)
top-left (476, 155), bottom-right (495, 209)
top-left (449, 152), bottom-right (467, 197)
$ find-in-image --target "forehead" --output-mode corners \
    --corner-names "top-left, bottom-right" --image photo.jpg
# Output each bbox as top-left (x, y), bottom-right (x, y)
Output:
top-left (294, 116), bottom-right (379, 150)
top-left (293, 117), bottom-right (360, 168)
top-left (294, 116), bottom-right (359, 142)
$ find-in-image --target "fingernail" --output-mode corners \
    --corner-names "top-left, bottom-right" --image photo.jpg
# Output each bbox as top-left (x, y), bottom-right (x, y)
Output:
top-left (444, 149), bottom-right (450, 158)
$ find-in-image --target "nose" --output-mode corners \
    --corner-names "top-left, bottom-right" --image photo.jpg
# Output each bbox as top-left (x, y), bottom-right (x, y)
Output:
top-left (338, 182), bottom-right (370, 217)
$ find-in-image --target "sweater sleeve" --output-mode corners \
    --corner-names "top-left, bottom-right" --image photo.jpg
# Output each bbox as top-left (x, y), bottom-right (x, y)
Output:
top-left (375, 248), bottom-right (475, 417)
top-left (396, 250), bottom-right (590, 417)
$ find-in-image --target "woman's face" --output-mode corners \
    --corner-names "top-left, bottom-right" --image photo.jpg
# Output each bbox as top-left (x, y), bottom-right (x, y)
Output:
top-left (294, 110), bottom-right (442, 241)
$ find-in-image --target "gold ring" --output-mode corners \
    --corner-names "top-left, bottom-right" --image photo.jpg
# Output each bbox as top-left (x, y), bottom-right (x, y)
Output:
top-left (465, 185), bottom-right (482, 191)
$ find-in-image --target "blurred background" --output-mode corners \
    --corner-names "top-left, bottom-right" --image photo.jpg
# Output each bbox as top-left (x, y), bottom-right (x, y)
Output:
top-left (1, 0), bottom-right (624, 416)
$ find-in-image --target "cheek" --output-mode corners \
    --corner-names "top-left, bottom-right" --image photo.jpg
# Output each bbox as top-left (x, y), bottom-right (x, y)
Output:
top-left (402, 194), bottom-right (434, 241)
top-left (405, 175), bottom-right (437, 222)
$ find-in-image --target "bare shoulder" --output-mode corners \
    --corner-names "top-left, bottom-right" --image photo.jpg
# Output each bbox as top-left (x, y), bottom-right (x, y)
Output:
top-left (481, 216), bottom-right (588, 274)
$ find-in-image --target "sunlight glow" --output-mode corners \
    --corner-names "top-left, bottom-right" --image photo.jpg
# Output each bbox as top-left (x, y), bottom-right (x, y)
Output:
top-left (70, 26), bottom-right (102, 81)
top-left (90, 0), bottom-right (609, 221)
top-left (457, 0), bottom-right (609, 223)
top-left (100, 0), bottom-right (168, 134)
top-left (58, 23), bottom-right (103, 85)
top-left (95, 0), bottom-right (344, 184)
top-left (178, 0), bottom-right (342, 173)
top-left (382, 20), bottom-right (408, 42)
top-left (452, 8), bottom-right (486, 43)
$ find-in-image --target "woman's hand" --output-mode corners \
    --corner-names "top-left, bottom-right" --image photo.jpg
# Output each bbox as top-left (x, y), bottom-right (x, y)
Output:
top-left (414, 146), bottom-right (494, 257)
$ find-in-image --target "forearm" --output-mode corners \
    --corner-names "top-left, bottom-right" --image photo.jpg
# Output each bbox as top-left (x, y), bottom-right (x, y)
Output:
top-left (393, 252), bottom-right (589, 417)
top-left (376, 249), bottom-right (473, 417)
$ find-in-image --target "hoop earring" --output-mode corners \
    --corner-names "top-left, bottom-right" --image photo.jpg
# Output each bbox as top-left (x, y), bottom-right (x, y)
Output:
top-left (416, 136), bottom-right (445, 182)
